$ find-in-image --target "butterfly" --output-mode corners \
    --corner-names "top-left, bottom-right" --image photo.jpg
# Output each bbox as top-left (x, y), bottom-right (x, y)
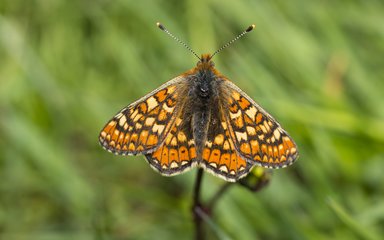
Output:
top-left (99, 23), bottom-right (298, 182)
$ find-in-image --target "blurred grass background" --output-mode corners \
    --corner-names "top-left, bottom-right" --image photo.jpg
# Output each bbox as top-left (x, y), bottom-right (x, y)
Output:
top-left (1, 0), bottom-right (384, 239)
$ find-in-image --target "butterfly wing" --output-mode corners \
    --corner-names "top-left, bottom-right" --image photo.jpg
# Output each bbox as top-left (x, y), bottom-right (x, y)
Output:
top-left (99, 75), bottom-right (188, 155)
top-left (144, 107), bottom-right (198, 176)
top-left (220, 79), bottom-right (298, 168)
top-left (200, 106), bottom-right (253, 182)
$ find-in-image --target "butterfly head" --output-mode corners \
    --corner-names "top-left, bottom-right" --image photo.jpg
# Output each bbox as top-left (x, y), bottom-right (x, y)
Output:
top-left (196, 54), bottom-right (215, 70)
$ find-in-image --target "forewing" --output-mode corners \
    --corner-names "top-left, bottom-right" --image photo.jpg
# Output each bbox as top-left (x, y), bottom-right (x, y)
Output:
top-left (99, 76), bottom-right (186, 155)
top-left (200, 104), bottom-right (253, 182)
top-left (221, 79), bottom-right (298, 168)
top-left (144, 106), bottom-right (198, 176)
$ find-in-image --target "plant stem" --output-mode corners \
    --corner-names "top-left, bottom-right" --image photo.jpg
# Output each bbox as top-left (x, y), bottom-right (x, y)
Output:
top-left (193, 168), bottom-right (204, 240)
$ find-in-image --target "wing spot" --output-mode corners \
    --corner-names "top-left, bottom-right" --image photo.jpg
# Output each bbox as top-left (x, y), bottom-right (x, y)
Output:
top-left (169, 149), bottom-right (178, 161)
top-left (152, 159), bottom-right (159, 164)
top-left (230, 109), bottom-right (242, 119)
top-left (167, 85), bottom-right (177, 93)
top-left (163, 103), bottom-right (174, 113)
top-left (235, 131), bottom-right (248, 142)
top-left (273, 129), bottom-right (281, 140)
top-left (245, 106), bottom-right (257, 120)
top-left (130, 133), bottom-right (138, 143)
top-left (119, 115), bottom-right (127, 127)
top-left (139, 130), bottom-right (148, 144)
top-left (283, 137), bottom-right (295, 148)
top-left (177, 132), bottom-right (187, 142)
top-left (223, 140), bottom-right (230, 150)
top-left (158, 109), bottom-right (168, 121)
top-left (167, 98), bottom-right (176, 107)
top-left (111, 129), bottom-right (119, 141)
top-left (118, 132), bottom-right (124, 142)
top-left (246, 126), bottom-right (256, 135)
top-left (209, 149), bottom-right (221, 164)
top-left (170, 161), bottom-right (178, 169)
top-left (128, 143), bottom-right (135, 151)
top-left (147, 134), bottom-right (158, 146)
top-left (153, 124), bottom-right (165, 134)
top-left (136, 146), bottom-right (143, 151)
top-left (123, 134), bottom-right (130, 145)
top-left (268, 146), bottom-right (273, 156)
top-left (214, 134), bottom-right (224, 145)
top-left (155, 89), bottom-right (167, 102)
top-left (202, 148), bottom-right (211, 160)
top-left (240, 143), bottom-right (251, 155)
top-left (261, 144), bottom-right (267, 154)
top-left (229, 103), bottom-right (239, 112)
top-left (220, 153), bottom-right (230, 164)
top-left (256, 113), bottom-right (263, 124)
top-left (179, 146), bottom-right (189, 161)
top-left (145, 117), bottom-right (155, 126)
top-left (232, 91), bottom-right (241, 100)
top-left (170, 137), bottom-right (177, 146)
top-left (234, 117), bottom-right (244, 128)
top-left (219, 165), bottom-right (228, 173)
top-left (146, 97), bottom-right (158, 112)
top-left (210, 162), bottom-right (218, 168)
top-left (139, 102), bottom-right (147, 113)
top-left (238, 97), bottom-right (251, 109)
top-left (273, 146), bottom-right (279, 157)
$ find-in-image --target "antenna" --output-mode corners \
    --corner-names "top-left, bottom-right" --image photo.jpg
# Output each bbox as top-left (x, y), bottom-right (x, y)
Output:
top-left (211, 24), bottom-right (256, 59)
top-left (157, 22), bottom-right (200, 60)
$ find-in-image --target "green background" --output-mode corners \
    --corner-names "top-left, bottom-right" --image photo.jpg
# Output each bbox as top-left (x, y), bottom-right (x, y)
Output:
top-left (1, 0), bottom-right (383, 239)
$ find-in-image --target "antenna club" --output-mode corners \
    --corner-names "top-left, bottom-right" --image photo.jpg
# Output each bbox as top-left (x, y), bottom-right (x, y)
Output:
top-left (157, 22), bottom-right (165, 31)
top-left (246, 24), bottom-right (256, 32)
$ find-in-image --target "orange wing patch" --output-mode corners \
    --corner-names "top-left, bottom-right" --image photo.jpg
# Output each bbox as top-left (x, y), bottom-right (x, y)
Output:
top-left (99, 78), bottom-right (185, 155)
top-left (222, 80), bottom-right (298, 168)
